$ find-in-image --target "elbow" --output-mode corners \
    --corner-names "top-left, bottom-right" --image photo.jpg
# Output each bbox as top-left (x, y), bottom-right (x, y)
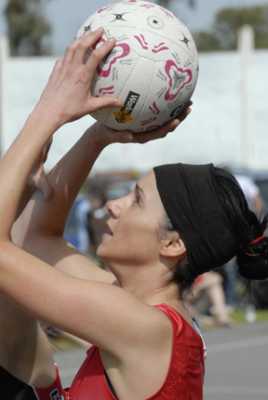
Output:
top-left (0, 234), bottom-right (12, 246)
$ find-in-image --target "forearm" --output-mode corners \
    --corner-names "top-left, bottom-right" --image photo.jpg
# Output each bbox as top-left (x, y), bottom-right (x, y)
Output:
top-left (26, 124), bottom-right (107, 235)
top-left (0, 109), bottom-right (59, 240)
top-left (15, 183), bottom-right (35, 220)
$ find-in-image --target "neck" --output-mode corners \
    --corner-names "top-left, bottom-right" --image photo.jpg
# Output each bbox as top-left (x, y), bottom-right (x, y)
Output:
top-left (108, 260), bottom-right (182, 306)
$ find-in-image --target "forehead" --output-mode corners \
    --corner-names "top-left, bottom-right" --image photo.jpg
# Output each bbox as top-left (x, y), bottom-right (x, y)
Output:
top-left (138, 170), bottom-right (165, 215)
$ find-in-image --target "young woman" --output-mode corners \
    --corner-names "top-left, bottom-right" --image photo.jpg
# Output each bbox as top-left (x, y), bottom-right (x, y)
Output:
top-left (0, 28), bottom-right (268, 400)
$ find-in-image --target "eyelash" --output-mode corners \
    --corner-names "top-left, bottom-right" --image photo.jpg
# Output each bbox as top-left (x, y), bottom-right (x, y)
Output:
top-left (133, 191), bottom-right (140, 206)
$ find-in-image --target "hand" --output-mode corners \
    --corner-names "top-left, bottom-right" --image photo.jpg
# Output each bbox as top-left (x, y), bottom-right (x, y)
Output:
top-left (90, 102), bottom-right (192, 147)
top-left (36, 28), bottom-right (122, 126)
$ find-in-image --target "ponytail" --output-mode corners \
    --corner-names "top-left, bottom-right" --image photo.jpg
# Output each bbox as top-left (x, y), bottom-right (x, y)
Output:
top-left (237, 217), bottom-right (268, 280)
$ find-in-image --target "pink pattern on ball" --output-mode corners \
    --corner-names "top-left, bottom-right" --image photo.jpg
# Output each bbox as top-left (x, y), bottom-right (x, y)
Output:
top-left (141, 116), bottom-right (157, 126)
top-left (149, 102), bottom-right (160, 115)
top-left (134, 34), bottom-right (149, 50)
top-left (97, 43), bottom-right (131, 78)
top-left (140, 3), bottom-right (155, 8)
top-left (98, 86), bottom-right (115, 95)
top-left (152, 42), bottom-right (169, 53)
top-left (97, 6), bottom-right (108, 14)
top-left (164, 60), bottom-right (192, 101)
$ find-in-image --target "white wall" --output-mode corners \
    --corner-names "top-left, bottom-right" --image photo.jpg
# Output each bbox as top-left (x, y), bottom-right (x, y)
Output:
top-left (1, 49), bottom-right (268, 172)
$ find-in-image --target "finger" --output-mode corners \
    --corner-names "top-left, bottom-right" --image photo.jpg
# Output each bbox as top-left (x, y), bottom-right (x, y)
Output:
top-left (62, 41), bottom-right (78, 68)
top-left (177, 100), bottom-right (193, 120)
top-left (143, 120), bottom-right (179, 141)
top-left (48, 58), bottom-right (63, 85)
top-left (74, 28), bottom-right (106, 65)
top-left (62, 28), bottom-right (104, 68)
top-left (75, 28), bottom-right (105, 65)
top-left (88, 96), bottom-right (122, 113)
top-left (129, 118), bottom-right (180, 144)
top-left (80, 27), bottom-right (104, 49)
top-left (86, 38), bottom-right (117, 82)
top-left (180, 106), bottom-right (191, 120)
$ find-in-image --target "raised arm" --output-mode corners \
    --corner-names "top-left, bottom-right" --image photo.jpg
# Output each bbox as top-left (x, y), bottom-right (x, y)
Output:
top-left (0, 28), bottom-right (120, 386)
top-left (12, 123), bottom-right (117, 283)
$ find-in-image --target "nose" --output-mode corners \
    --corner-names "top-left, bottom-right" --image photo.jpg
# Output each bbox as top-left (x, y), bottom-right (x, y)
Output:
top-left (106, 199), bottom-right (121, 218)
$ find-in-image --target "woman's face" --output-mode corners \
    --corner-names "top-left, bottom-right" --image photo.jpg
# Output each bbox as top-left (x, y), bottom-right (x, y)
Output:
top-left (97, 170), bottom-right (167, 265)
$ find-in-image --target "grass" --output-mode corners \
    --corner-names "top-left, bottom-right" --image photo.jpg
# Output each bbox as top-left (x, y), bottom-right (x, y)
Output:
top-left (231, 308), bottom-right (268, 324)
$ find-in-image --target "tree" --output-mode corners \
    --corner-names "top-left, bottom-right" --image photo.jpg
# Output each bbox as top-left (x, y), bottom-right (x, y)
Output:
top-left (4, 0), bottom-right (51, 56)
top-left (194, 31), bottom-right (221, 52)
top-left (195, 5), bottom-right (268, 52)
top-left (213, 5), bottom-right (268, 50)
top-left (156, 0), bottom-right (196, 9)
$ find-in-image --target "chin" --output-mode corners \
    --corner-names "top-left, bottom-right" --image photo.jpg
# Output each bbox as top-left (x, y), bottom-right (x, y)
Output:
top-left (96, 242), bottom-right (111, 260)
top-left (96, 243), bottom-right (104, 257)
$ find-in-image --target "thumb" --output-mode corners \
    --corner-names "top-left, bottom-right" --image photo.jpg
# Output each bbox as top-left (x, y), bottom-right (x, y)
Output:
top-left (89, 96), bottom-right (122, 113)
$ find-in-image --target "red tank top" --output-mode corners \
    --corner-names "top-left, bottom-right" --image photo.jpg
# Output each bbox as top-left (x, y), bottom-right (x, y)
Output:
top-left (35, 304), bottom-right (205, 400)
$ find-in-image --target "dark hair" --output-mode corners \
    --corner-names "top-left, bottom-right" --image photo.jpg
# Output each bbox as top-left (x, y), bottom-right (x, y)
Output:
top-left (168, 167), bottom-right (268, 292)
top-left (214, 167), bottom-right (268, 280)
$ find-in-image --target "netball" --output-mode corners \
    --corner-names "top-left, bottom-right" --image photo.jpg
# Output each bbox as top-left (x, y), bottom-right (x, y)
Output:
top-left (77, 0), bottom-right (199, 131)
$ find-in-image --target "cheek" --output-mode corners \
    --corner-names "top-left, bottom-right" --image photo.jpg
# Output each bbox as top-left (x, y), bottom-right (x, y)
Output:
top-left (118, 215), bottom-right (158, 245)
top-left (98, 215), bottom-right (160, 261)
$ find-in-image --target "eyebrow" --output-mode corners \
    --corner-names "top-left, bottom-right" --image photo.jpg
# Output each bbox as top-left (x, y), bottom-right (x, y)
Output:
top-left (135, 184), bottom-right (145, 202)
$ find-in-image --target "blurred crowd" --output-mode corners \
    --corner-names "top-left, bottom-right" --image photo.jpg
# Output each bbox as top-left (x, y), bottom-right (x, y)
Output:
top-left (57, 167), bottom-right (268, 334)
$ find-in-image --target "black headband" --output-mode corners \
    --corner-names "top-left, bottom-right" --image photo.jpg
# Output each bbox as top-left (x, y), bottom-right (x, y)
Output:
top-left (154, 163), bottom-right (238, 279)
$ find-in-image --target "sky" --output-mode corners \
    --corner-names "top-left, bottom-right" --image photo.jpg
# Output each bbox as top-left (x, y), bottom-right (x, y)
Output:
top-left (0, 0), bottom-right (267, 54)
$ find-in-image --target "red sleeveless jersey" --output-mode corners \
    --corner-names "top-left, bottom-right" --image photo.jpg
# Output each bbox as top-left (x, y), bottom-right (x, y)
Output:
top-left (35, 304), bottom-right (205, 400)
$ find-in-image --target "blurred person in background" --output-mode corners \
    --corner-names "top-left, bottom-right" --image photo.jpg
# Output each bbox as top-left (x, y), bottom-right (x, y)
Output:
top-left (235, 173), bottom-right (264, 218)
top-left (188, 272), bottom-right (231, 328)
top-left (64, 194), bottom-right (92, 254)
top-left (222, 169), bottom-right (265, 310)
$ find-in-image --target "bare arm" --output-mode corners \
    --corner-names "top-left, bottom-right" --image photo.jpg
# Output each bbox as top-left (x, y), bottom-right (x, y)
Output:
top-left (0, 29), bottom-right (120, 386)
top-left (0, 107), bottom-right (115, 391)
top-left (12, 124), bottom-right (117, 283)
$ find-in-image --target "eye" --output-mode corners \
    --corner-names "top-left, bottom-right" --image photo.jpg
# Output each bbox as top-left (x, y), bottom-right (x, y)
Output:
top-left (133, 194), bottom-right (140, 205)
top-left (132, 190), bottom-right (141, 206)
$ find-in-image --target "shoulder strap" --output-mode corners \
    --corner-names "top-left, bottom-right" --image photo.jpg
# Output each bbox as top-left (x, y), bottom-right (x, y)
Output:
top-left (155, 304), bottom-right (184, 336)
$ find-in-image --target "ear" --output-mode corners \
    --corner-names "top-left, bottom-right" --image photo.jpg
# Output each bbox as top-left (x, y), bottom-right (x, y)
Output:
top-left (159, 231), bottom-right (186, 259)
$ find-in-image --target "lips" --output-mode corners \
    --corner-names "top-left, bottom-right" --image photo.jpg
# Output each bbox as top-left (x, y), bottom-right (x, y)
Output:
top-left (104, 222), bottom-right (113, 236)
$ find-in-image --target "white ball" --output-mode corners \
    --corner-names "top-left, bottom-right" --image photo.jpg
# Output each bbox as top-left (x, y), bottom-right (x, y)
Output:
top-left (77, 0), bottom-right (199, 132)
